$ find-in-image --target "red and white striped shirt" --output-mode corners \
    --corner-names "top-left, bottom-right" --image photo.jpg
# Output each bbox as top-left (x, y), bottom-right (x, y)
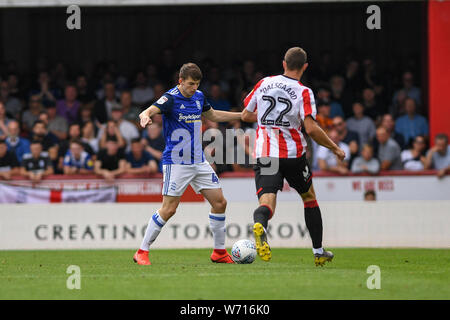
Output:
top-left (244, 75), bottom-right (317, 159)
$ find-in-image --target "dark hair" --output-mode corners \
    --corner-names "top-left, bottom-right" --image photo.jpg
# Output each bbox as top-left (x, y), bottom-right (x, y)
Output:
top-left (65, 82), bottom-right (76, 89)
top-left (131, 137), bottom-right (141, 144)
top-left (179, 63), bottom-right (202, 81)
top-left (104, 81), bottom-right (115, 88)
top-left (284, 47), bottom-right (307, 71)
top-left (68, 122), bottom-right (81, 131)
top-left (364, 190), bottom-right (376, 199)
top-left (30, 140), bottom-right (43, 146)
top-left (70, 138), bottom-right (83, 147)
top-left (44, 100), bottom-right (56, 108)
top-left (316, 99), bottom-right (330, 108)
top-left (32, 120), bottom-right (46, 128)
top-left (435, 133), bottom-right (449, 144)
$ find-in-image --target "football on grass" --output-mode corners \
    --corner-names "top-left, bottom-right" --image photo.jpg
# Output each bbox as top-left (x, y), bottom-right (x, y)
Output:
top-left (231, 239), bottom-right (257, 264)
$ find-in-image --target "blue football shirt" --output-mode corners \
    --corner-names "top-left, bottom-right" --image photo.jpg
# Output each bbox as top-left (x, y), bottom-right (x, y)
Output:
top-left (63, 150), bottom-right (94, 170)
top-left (152, 86), bottom-right (211, 165)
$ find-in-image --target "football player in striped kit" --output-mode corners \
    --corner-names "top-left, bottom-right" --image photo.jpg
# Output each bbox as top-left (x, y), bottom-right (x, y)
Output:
top-left (241, 47), bottom-right (346, 266)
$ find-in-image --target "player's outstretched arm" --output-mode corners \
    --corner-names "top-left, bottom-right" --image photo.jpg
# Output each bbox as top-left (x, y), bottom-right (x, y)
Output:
top-left (202, 108), bottom-right (241, 122)
top-left (139, 105), bottom-right (161, 128)
top-left (304, 115), bottom-right (346, 161)
top-left (241, 109), bottom-right (257, 123)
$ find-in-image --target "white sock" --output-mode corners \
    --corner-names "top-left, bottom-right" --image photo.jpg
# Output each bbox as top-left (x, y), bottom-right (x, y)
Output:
top-left (209, 212), bottom-right (226, 250)
top-left (140, 211), bottom-right (166, 251)
top-left (312, 247), bottom-right (324, 255)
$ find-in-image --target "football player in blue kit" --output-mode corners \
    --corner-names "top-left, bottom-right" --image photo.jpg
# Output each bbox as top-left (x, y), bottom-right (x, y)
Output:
top-left (134, 63), bottom-right (242, 265)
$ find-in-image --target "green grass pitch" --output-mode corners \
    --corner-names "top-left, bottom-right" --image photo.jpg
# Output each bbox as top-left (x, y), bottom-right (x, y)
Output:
top-left (0, 248), bottom-right (448, 300)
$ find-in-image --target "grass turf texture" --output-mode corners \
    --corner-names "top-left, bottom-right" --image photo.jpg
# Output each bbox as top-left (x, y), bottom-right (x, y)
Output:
top-left (0, 248), bottom-right (448, 300)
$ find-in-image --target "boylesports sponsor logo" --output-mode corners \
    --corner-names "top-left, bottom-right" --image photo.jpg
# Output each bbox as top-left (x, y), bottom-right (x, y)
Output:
top-left (178, 113), bottom-right (201, 123)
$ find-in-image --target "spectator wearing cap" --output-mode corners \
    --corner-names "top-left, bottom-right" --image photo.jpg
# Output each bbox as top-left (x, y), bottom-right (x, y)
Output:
top-left (39, 100), bottom-right (68, 141)
top-left (346, 101), bottom-right (376, 148)
top-left (56, 84), bottom-right (81, 124)
top-left (22, 95), bottom-right (44, 133)
top-left (394, 98), bottom-right (428, 147)
top-left (0, 139), bottom-right (20, 180)
top-left (0, 101), bottom-right (11, 139)
top-left (63, 139), bottom-right (94, 175)
top-left (425, 133), bottom-right (450, 179)
top-left (125, 138), bottom-right (158, 174)
top-left (5, 120), bottom-right (30, 163)
top-left (351, 144), bottom-right (380, 174)
top-left (95, 138), bottom-right (127, 182)
top-left (401, 135), bottom-right (427, 171)
top-left (20, 140), bottom-right (54, 183)
top-left (375, 127), bottom-right (402, 170)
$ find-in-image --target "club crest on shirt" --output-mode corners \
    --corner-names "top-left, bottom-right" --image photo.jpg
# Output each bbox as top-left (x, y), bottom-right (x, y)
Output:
top-left (156, 96), bottom-right (168, 105)
top-left (195, 100), bottom-right (201, 110)
top-left (303, 166), bottom-right (310, 180)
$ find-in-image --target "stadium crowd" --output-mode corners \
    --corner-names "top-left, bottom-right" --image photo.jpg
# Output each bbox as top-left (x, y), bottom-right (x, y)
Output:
top-left (0, 50), bottom-right (448, 182)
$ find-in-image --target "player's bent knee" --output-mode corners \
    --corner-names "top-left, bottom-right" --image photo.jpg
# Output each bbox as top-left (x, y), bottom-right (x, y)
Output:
top-left (301, 193), bottom-right (316, 203)
top-left (159, 208), bottom-right (177, 221)
top-left (301, 186), bottom-right (316, 203)
top-left (212, 197), bottom-right (227, 213)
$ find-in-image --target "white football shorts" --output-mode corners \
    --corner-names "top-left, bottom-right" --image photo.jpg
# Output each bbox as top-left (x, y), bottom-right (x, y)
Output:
top-left (162, 161), bottom-right (221, 196)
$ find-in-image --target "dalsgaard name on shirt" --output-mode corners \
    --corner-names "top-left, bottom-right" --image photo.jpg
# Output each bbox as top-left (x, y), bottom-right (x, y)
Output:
top-left (259, 82), bottom-right (298, 100)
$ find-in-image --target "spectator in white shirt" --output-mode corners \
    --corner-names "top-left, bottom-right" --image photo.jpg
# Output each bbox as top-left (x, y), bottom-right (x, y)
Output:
top-left (351, 144), bottom-right (380, 174)
top-left (401, 135), bottom-right (427, 171)
top-left (317, 129), bottom-right (351, 175)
